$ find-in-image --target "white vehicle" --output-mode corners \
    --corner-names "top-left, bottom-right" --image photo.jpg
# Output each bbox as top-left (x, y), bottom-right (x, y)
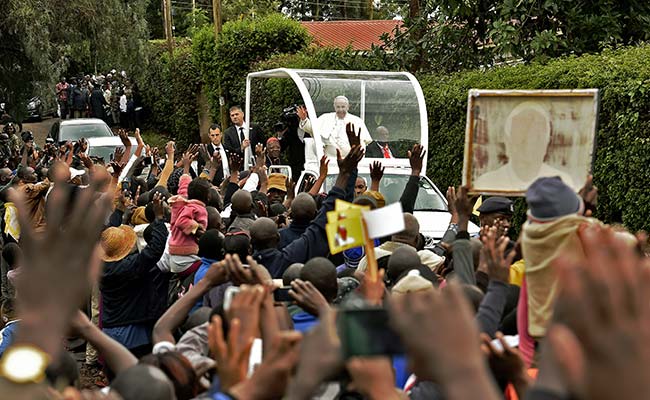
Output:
top-left (49, 118), bottom-right (113, 145)
top-left (86, 136), bottom-right (138, 164)
top-left (245, 69), bottom-right (479, 246)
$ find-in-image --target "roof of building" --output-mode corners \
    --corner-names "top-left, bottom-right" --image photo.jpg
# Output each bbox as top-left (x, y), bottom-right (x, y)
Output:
top-left (300, 20), bottom-right (402, 51)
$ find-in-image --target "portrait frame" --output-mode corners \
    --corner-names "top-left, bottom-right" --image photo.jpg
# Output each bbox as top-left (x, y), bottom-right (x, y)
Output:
top-left (462, 89), bottom-right (600, 196)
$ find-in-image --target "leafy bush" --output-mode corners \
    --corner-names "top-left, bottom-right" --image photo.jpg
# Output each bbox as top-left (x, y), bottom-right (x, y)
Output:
top-left (420, 45), bottom-right (650, 232)
top-left (192, 14), bottom-right (311, 121)
top-left (138, 40), bottom-right (201, 149)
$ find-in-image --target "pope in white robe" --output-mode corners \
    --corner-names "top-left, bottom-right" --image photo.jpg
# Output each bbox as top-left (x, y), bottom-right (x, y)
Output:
top-left (298, 96), bottom-right (372, 158)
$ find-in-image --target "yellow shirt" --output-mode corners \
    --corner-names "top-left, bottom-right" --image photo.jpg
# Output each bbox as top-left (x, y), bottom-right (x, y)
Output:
top-left (509, 259), bottom-right (525, 287)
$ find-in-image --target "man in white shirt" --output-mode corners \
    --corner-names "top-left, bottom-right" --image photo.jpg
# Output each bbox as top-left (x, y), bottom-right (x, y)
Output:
top-left (202, 124), bottom-right (230, 186)
top-left (298, 96), bottom-right (372, 158)
top-left (223, 106), bottom-right (263, 164)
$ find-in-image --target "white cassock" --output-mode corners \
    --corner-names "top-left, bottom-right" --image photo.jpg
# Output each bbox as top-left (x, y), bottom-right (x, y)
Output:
top-left (299, 112), bottom-right (372, 158)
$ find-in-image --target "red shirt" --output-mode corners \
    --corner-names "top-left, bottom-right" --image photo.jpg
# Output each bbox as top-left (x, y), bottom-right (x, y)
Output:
top-left (56, 82), bottom-right (69, 101)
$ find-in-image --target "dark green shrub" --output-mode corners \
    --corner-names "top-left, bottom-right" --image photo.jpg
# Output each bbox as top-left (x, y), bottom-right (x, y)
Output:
top-left (139, 40), bottom-right (201, 149)
top-left (420, 45), bottom-right (650, 232)
top-left (192, 14), bottom-right (311, 121)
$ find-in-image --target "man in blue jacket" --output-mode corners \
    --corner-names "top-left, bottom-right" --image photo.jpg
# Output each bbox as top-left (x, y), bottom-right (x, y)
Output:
top-left (250, 143), bottom-right (362, 278)
top-left (99, 194), bottom-right (169, 358)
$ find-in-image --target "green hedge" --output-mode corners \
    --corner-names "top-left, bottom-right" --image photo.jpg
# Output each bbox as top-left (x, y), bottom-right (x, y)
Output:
top-left (138, 40), bottom-right (202, 149)
top-left (420, 45), bottom-right (650, 232)
top-left (192, 14), bottom-right (312, 121)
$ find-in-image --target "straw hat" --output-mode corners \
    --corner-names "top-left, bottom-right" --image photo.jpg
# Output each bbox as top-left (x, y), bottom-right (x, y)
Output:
top-left (268, 173), bottom-right (287, 192)
top-left (101, 225), bottom-right (137, 262)
top-left (362, 190), bottom-right (385, 208)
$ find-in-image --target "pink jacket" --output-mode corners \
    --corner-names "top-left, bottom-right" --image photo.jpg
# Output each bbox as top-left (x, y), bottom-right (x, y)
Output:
top-left (167, 174), bottom-right (208, 256)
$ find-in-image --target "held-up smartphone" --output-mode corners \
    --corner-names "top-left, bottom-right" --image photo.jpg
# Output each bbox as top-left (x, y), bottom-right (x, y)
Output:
top-left (268, 165), bottom-right (292, 181)
top-left (142, 156), bottom-right (153, 166)
top-left (337, 308), bottom-right (404, 359)
top-left (223, 286), bottom-right (241, 310)
top-left (273, 287), bottom-right (293, 302)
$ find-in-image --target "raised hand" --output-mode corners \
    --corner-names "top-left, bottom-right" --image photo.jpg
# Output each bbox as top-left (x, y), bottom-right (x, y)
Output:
top-left (226, 284), bottom-right (265, 350)
top-left (211, 150), bottom-right (223, 170)
top-left (287, 308), bottom-right (343, 398)
top-left (337, 145), bottom-right (364, 176)
top-left (289, 279), bottom-right (329, 316)
top-left (113, 146), bottom-right (125, 165)
top-left (297, 105), bottom-right (308, 121)
top-left (151, 192), bottom-right (166, 220)
top-left (9, 180), bottom-right (112, 357)
top-left (346, 357), bottom-right (399, 399)
top-left (222, 254), bottom-right (272, 286)
top-left (446, 186), bottom-right (459, 222)
top-left (454, 186), bottom-right (476, 225)
top-left (197, 144), bottom-right (211, 164)
top-left (229, 153), bottom-right (243, 173)
top-left (408, 143), bottom-right (426, 176)
top-left (208, 316), bottom-right (253, 391)
top-left (358, 268), bottom-right (386, 305)
top-left (480, 332), bottom-right (529, 397)
top-left (369, 160), bottom-right (384, 191)
top-left (229, 332), bottom-right (303, 400)
top-left (389, 285), bottom-right (501, 399)
top-left (117, 128), bottom-right (130, 146)
top-left (578, 174), bottom-right (598, 216)
top-left (345, 122), bottom-right (362, 149)
top-left (165, 141), bottom-right (175, 156)
top-left (481, 226), bottom-right (515, 283)
top-left (318, 155), bottom-right (329, 178)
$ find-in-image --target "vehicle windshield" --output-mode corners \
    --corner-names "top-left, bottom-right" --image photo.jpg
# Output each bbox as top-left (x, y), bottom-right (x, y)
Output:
top-left (60, 124), bottom-right (112, 142)
top-left (324, 173), bottom-right (448, 212)
top-left (87, 146), bottom-right (117, 163)
top-left (300, 72), bottom-right (422, 158)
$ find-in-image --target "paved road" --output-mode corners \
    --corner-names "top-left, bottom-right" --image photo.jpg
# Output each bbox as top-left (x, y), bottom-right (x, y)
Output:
top-left (22, 117), bottom-right (60, 146)
top-left (0, 117), bottom-right (60, 147)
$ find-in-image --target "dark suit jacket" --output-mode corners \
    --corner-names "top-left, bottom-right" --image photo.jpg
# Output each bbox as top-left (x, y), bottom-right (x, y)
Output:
top-left (365, 141), bottom-right (398, 158)
top-left (198, 142), bottom-right (228, 186)
top-left (223, 125), bottom-right (264, 159)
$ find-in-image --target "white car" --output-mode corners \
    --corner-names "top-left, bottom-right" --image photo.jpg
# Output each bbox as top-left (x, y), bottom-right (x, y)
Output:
top-left (297, 165), bottom-right (480, 248)
top-left (49, 118), bottom-right (113, 145)
top-left (86, 136), bottom-right (138, 164)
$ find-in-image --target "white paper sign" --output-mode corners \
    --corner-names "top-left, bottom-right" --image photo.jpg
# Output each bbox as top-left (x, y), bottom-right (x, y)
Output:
top-left (362, 202), bottom-right (404, 239)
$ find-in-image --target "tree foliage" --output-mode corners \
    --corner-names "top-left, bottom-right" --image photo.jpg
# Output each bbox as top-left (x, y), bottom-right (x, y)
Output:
top-left (378, 0), bottom-right (650, 73)
top-left (192, 13), bottom-right (311, 119)
top-left (138, 40), bottom-right (202, 149)
top-left (0, 0), bottom-right (149, 121)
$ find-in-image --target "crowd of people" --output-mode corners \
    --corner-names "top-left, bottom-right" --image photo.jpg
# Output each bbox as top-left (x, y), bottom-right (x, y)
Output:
top-left (0, 110), bottom-right (646, 400)
top-left (55, 71), bottom-right (142, 129)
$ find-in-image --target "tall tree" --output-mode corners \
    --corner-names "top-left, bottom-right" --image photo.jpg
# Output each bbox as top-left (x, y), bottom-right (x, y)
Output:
top-left (378, 0), bottom-right (650, 73)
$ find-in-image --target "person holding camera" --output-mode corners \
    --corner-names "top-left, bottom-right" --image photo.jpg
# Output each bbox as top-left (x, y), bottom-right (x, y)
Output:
top-left (276, 105), bottom-right (307, 181)
top-left (19, 131), bottom-right (40, 167)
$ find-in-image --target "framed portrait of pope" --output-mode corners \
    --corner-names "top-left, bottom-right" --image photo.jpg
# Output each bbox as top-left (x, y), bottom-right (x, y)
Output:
top-left (462, 89), bottom-right (600, 196)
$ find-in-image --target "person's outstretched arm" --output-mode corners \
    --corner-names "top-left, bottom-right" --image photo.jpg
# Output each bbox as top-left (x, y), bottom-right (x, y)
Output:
top-left (155, 141), bottom-right (175, 189)
top-left (153, 262), bottom-right (228, 344)
top-left (71, 311), bottom-right (137, 374)
top-left (399, 144), bottom-right (425, 214)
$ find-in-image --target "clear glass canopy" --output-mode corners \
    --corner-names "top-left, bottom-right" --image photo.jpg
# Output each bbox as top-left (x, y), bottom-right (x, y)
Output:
top-left (246, 68), bottom-right (428, 170)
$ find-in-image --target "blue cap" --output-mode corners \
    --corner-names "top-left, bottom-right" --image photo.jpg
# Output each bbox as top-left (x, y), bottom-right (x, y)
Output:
top-left (526, 176), bottom-right (582, 221)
